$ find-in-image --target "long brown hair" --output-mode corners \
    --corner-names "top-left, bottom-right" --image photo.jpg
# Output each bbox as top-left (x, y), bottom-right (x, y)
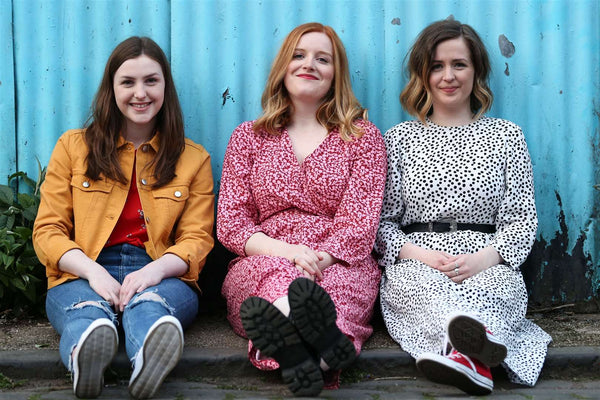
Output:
top-left (84, 36), bottom-right (184, 188)
top-left (254, 22), bottom-right (367, 141)
top-left (400, 19), bottom-right (493, 123)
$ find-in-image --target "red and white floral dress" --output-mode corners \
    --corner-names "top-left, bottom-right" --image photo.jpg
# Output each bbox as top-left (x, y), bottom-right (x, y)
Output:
top-left (217, 119), bottom-right (387, 374)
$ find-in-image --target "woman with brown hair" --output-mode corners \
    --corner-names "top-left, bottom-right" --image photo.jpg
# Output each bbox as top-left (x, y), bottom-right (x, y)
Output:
top-left (375, 19), bottom-right (551, 395)
top-left (33, 36), bottom-right (214, 399)
top-left (217, 22), bottom-right (387, 397)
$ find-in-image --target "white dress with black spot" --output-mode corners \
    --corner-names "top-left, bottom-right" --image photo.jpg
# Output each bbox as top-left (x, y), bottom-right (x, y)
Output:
top-left (374, 117), bottom-right (552, 386)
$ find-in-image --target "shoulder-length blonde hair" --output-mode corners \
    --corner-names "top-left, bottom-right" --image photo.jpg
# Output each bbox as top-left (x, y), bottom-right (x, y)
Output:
top-left (400, 19), bottom-right (493, 123)
top-left (254, 22), bottom-right (367, 141)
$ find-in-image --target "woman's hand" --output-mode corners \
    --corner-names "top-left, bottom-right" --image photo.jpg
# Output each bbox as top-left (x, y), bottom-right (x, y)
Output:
top-left (315, 251), bottom-right (338, 275)
top-left (86, 268), bottom-right (122, 309)
top-left (118, 264), bottom-right (164, 312)
top-left (399, 242), bottom-right (453, 269)
top-left (245, 232), bottom-right (325, 279)
top-left (289, 244), bottom-right (324, 280)
top-left (441, 246), bottom-right (503, 283)
top-left (118, 254), bottom-right (188, 312)
top-left (58, 249), bottom-right (121, 308)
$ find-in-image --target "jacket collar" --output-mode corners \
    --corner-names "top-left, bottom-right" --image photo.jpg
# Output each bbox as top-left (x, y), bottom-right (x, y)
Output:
top-left (117, 131), bottom-right (161, 151)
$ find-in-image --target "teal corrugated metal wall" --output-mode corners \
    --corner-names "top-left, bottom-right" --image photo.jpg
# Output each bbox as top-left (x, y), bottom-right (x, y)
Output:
top-left (1, 0), bottom-right (599, 307)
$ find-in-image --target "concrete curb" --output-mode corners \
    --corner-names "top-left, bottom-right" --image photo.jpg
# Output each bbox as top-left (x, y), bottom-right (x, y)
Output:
top-left (1, 347), bottom-right (598, 381)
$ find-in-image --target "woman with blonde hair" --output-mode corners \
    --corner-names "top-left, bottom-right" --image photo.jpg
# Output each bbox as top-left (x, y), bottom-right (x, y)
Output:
top-left (218, 22), bottom-right (387, 396)
top-left (375, 19), bottom-right (551, 395)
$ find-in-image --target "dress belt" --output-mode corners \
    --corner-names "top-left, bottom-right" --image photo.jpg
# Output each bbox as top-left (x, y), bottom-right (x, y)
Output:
top-left (402, 221), bottom-right (496, 234)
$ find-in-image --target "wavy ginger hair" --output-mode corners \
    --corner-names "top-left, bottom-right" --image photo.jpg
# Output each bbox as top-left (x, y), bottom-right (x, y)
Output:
top-left (254, 22), bottom-right (367, 141)
top-left (84, 36), bottom-right (185, 188)
top-left (400, 19), bottom-right (493, 123)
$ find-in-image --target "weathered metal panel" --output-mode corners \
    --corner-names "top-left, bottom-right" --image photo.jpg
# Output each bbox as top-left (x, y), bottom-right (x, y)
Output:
top-left (0, 0), bottom-right (16, 183)
top-left (5, 0), bottom-right (600, 307)
top-left (11, 0), bottom-right (171, 182)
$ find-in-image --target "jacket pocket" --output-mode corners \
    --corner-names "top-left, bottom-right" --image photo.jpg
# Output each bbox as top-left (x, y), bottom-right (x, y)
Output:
top-left (71, 175), bottom-right (114, 229)
top-left (151, 186), bottom-right (190, 233)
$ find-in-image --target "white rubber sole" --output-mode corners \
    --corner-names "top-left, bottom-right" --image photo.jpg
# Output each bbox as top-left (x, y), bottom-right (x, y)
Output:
top-left (72, 318), bottom-right (118, 399)
top-left (416, 352), bottom-right (493, 396)
top-left (128, 316), bottom-right (183, 399)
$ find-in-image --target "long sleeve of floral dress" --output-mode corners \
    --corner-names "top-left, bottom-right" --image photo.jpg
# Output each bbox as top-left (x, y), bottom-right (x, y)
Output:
top-left (216, 121), bottom-right (264, 256)
top-left (217, 120), bottom-right (387, 263)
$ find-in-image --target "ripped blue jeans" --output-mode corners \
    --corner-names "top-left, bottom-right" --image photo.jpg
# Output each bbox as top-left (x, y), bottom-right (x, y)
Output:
top-left (45, 243), bottom-right (198, 370)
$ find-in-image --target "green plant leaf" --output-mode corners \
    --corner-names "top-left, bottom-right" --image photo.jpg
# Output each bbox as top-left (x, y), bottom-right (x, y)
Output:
top-left (13, 226), bottom-right (32, 240)
top-left (22, 206), bottom-right (38, 223)
top-left (25, 273), bottom-right (41, 283)
top-left (23, 282), bottom-right (36, 303)
top-left (0, 252), bottom-right (11, 266)
top-left (11, 277), bottom-right (25, 291)
top-left (1, 165), bottom-right (47, 317)
top-left (17, 193), bottom-right (35, 208)
top-left (6, 214), bottom-right (15, 230)
top-left (0, 186), bottom-right (14, 206)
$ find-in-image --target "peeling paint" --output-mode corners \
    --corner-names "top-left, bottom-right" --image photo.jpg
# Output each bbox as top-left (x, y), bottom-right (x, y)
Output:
top-left (498, 34), bottom-right (515, 58)
top-left (504, 62), bottom-right (510, 76)
top-left (391, 17), bottom-right (401, 26)
top-left (221, 87), bottom-right (234, 107)
top-left (522, 192), bottom-right (596, 309)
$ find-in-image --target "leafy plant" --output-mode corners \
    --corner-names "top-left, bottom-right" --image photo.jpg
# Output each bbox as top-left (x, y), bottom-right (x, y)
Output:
top-left (0, 160), bottom-right (46, 317)
top-left (0, 372), bottom-right (26, 389)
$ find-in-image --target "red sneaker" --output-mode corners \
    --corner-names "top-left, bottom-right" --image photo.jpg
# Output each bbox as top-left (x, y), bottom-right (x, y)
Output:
top-left (446, 312), bottom-right (507, 366)
top-left (416, 350), bottom-right (493, 395)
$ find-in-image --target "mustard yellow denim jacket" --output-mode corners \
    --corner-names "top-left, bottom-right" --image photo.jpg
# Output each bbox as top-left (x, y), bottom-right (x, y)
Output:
top-left (33, 129), bottom-right (215, 290)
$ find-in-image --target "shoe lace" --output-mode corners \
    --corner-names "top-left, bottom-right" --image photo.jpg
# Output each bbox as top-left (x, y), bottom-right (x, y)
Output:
top-left (441, 333), bottom-right (451, 356)
top-left (447, 349), bottom-right (477, 370)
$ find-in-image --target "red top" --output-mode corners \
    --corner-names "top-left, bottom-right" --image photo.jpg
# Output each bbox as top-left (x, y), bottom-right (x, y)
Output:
top-left (106, 153), bottom-right (148, 248)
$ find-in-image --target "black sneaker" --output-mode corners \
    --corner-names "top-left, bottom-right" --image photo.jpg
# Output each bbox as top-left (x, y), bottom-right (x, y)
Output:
top-left (288, 278), bottom-right (356, 370)
top-left (240, 296), bottom-right (323, 397)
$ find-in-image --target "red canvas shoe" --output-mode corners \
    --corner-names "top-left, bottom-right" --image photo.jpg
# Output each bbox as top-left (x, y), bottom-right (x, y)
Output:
top-left (416, 350), bottom-right (493, 396)
top-left (446, 312), bottom-right (507, 366)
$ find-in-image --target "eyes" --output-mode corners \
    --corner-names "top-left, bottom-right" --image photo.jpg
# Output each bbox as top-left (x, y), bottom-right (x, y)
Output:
top-left (292, 52), bottom-right (332, 64)
top-left (430, 61), bottom-right (469, 72)
top-left (118, 76), bottom-right (161, 87)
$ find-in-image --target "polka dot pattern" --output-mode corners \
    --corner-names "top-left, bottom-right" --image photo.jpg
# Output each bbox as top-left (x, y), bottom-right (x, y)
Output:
top-left (374, 117), bottom-right (552, 386)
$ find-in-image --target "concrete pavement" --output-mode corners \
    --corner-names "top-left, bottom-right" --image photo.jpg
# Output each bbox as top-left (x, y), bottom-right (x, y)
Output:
top-left (1, 308), bottom-right (599, 399)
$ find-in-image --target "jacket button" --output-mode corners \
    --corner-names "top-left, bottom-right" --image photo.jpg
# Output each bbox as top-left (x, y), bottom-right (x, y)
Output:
top-left (141, 178), bottom-right (147, 185)
top-left (142, 144), bottom-right (149, 152)
top-left (174, 190), bottom-right (182, 198)
top-left (82, 181), bottom-right (90, 188)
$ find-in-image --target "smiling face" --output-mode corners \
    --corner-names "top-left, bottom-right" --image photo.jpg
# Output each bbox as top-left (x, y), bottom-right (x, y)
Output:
top-left (428, 37), bottom-right (475, 117)
top-left (113, 55), bottom-right (165, 136)
top-left (283, 31), bottom-right (335, 107)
